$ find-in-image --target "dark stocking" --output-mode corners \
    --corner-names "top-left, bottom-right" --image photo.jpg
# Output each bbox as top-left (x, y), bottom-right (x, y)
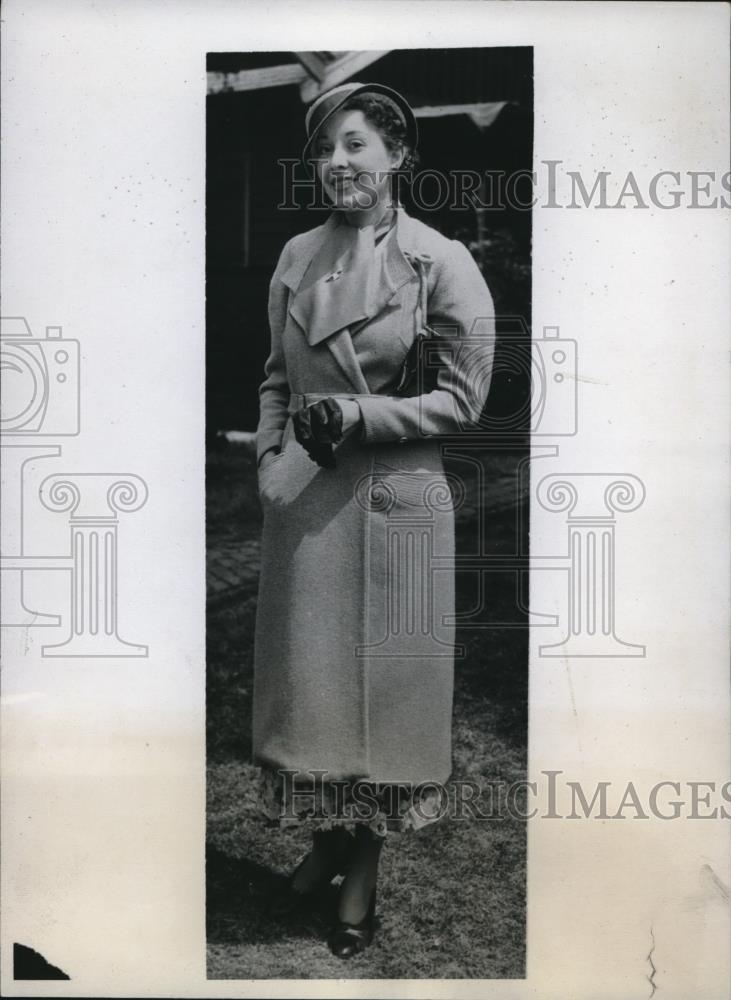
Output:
top-left (336, 823), bottom-right (383, 923)
top-left (291, 826), bottom-right (353, 893)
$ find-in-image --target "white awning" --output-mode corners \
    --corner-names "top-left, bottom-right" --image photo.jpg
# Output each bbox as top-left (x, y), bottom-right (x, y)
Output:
top-left (207, 51), bottom-right (390, 101)
top-left (413, 102), bottom-right (511, 129)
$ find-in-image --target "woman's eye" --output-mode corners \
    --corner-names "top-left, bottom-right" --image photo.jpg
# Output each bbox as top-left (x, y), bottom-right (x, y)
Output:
top-left (348, 141), bottom-right (365, 151)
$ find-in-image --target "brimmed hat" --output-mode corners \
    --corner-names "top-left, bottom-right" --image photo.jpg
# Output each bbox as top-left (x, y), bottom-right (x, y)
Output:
top-left (303, 82), bottom-right (418, 165)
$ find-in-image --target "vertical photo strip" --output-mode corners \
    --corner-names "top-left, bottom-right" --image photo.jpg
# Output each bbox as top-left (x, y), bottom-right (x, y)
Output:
top-left (206, 47), bottom-right (533, 978)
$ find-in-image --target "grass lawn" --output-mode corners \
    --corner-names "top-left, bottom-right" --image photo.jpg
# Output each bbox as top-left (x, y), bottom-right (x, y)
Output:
top-left (206, 442), bottom-right (528, 979)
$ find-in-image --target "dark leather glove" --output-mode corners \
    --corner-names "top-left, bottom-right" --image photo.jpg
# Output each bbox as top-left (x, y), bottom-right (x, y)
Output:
top-left (292, 397), bottom-right (344, 469)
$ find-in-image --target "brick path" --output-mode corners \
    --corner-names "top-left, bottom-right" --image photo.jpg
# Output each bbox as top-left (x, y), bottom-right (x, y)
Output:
top-left (208, 538), bottom-right (261, 603)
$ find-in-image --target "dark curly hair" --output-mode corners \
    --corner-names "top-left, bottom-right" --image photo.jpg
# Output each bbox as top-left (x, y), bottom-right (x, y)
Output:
top-left (340, 93), bottom-right (419, 174)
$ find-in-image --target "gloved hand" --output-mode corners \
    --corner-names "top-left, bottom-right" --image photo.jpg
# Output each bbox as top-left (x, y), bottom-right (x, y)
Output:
top-left (292, 397), bottom-right (344, 469)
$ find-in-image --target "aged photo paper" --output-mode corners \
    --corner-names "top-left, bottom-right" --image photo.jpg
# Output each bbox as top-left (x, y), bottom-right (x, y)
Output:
top-left (1, 2), bottom-right (729, 998)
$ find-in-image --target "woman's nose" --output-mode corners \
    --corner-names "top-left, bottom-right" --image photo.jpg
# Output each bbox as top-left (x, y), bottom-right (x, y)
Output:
top-left (329, 145), bottom-right (349, 170)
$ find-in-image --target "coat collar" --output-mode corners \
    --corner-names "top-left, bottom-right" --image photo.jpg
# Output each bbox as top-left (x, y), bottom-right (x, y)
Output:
top-left (278, 207), bottom-right (430, 392)
top-left (280, 206), bottom-right (421, 301)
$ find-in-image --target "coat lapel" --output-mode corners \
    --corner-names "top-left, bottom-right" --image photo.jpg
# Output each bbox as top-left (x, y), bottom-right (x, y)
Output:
top-left (280, 208), bottom-right (422, 391)
top-left (279, 213), bottom-right (339, 299)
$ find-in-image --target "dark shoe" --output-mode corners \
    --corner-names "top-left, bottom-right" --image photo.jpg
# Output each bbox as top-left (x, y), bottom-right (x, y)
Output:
top-left (271, 833), bottom-right (354, 918)
top-left (328, 887), bottom-right (377, 958)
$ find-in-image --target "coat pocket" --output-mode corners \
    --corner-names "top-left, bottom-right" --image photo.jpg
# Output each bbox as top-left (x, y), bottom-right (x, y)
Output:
top-left (257, 451), bottom-right (285, 495)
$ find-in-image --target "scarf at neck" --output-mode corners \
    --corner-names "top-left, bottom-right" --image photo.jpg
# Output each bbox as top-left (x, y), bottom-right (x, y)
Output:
top-left (288, 207), bottom-right (399, 346)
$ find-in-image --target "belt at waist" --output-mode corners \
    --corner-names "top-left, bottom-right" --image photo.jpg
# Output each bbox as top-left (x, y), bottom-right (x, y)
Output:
top-left (287, 392), bottom-right (391, 415)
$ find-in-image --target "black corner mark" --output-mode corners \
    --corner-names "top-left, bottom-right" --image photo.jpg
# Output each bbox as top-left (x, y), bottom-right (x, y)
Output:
top-left (13, 943), bottom-right (70, 980)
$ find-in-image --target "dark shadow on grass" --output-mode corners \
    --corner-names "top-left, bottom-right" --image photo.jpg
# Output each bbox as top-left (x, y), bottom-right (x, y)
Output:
top-left (206, 843), bottom-right (339, 946)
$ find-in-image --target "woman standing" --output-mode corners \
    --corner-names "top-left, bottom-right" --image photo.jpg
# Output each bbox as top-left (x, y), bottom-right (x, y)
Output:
top-left (252, 82), bottom-right (495, 957)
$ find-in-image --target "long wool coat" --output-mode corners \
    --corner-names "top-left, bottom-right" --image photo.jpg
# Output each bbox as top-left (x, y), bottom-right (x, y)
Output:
top-left (252, 206), bottom-right (495, 786)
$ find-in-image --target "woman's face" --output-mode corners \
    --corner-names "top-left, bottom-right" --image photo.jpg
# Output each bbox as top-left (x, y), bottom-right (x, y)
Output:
top-left (313, 108), bottom-right (404, 212)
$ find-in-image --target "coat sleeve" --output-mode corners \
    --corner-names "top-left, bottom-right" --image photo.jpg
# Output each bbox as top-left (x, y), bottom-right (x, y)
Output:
top-left (355, 239), bottom-right (496, 443)
top-left (255, 240), bottom-right (294, 466)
